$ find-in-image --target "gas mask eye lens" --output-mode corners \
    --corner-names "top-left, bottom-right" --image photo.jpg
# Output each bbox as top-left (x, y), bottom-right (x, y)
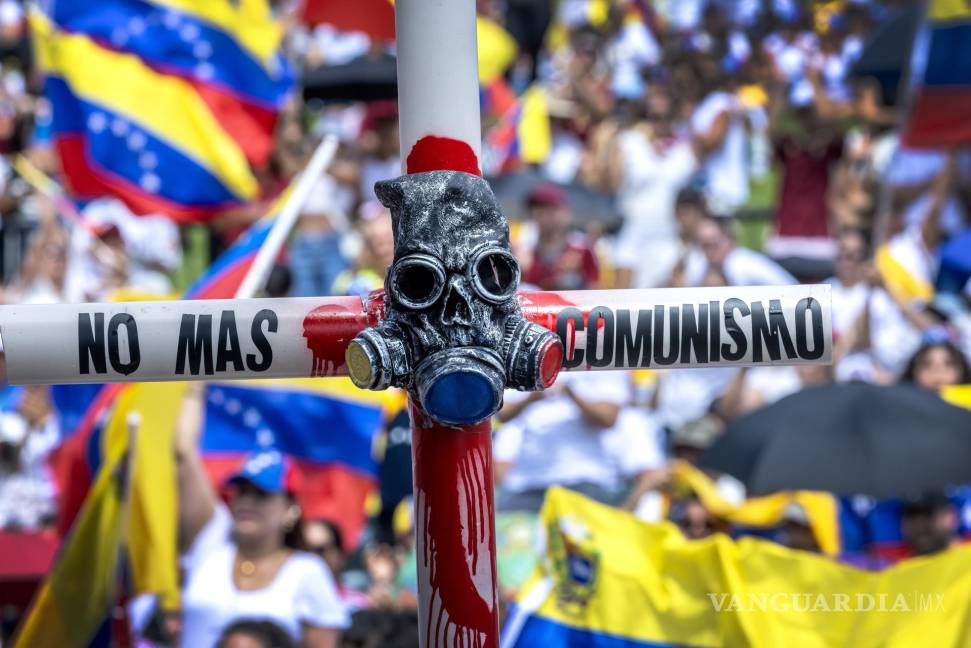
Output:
top-left (471, 250), bottom-right (519, 302)
top-left (390, 255), bottom-right (445, 309)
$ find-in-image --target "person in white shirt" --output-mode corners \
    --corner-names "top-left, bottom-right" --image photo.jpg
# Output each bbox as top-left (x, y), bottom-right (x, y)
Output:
top-left (176, 385), bottom-right (348, 648)
top-left (612, 119), bottom-right (698, 288)
top-left (826, 227), bottom-right (871, 340)
top-left (0, 385), bottom-right (60, 530)
top-left (691, 87), bottom-right (750, 215)
top-left (494, 371), bottom-right (657, 512)
top-left (687, 215), bottom-right (797, 287)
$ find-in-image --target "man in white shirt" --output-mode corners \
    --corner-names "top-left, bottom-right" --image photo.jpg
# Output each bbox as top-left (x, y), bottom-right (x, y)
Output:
top-left (494, 372), bottom-right (656, 512)
top-left (687, 215), bottom-right (797, 287)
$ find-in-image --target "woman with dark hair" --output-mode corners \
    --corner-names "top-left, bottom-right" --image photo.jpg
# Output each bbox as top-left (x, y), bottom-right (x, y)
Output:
top-left (177, 384), bottom-right (348, 648)
top-left (217, 619), bottom-right (297, 648)
top-left (900, 340), bottom-right (971, 391)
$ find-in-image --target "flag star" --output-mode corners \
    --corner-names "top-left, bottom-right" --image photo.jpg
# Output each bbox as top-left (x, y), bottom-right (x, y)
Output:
top-left (192, 40), bottom-right (212, 60)
top-left (127, 131), bottom-right (147, 151)
top-left (88, 112), bottom-right (107, 133)
top-left (138, 151), bottom-right (158, 170)
top-left (163, 11), bottom-right (180, 30)
top-left (180, 23), bottom-right (200, 42)
top-left (128, 17), bottom-right (147, 36)
top-left (111, 27), bottom-right (129, 46)
top-left (194, 62), bottom-right (215, 81)
top-left (225, 398), bottom-right (242, 415)
top-left (209, 388), bottom-right (225, 405)
top-left (139, 173), bottom-right (161, 194)
top-left (256, 429), bottom-right (275, 448)
top-left (243, 408), bottom-right (261, 428)
top-left (111, 118), bottom-right (129, 137)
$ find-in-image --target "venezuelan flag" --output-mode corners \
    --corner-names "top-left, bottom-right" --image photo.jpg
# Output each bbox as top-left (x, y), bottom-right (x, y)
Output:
top-left (184, 186), bottom-right (291, 299)
top-left (31, 3), bottom-right (293, 221)
top-left (504, 487), bottom-right (971, 648)
top-left (901, 0), bottom-right (971, 147)
top-left (483, 84), bottom-right (551, 175)
top-left (13, 391), bottom-right (131, 648)
top-left (200, 379), bottom-right (392, 546)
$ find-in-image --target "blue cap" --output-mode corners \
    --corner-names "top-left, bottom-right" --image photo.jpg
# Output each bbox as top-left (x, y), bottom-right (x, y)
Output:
top-left (225, 450), bottom-right (300, 495)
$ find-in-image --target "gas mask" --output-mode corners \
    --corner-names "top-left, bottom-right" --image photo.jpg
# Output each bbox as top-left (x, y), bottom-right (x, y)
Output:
top-left (345, 170), bottom-right (562, 425)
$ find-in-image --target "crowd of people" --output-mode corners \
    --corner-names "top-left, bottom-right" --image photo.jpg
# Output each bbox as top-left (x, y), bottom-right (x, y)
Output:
top-left (0, 0), bottom-right (968, 646)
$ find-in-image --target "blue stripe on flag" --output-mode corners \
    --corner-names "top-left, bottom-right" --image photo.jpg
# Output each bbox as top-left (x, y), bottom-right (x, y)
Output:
top-left (923, 24), bottom-right (971, 86)
top-left (202, 384), bottom-right (381, 476)
top-left (46, 76), bottom-right (241, 206)
top-left (509, 612), bottom-right (701, 648)
top-left (49, 0), bottom-right (292, 108)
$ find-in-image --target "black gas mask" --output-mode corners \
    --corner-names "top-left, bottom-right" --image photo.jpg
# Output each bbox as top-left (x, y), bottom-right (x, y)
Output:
top-left (345, 170), bottom-right (562, 425)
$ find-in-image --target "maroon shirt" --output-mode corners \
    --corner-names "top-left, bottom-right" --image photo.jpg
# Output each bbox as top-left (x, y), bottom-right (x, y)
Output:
top-left (524, 233), bottom-right (599, 291)
top-left (774, 138), bottom-right (843, 239)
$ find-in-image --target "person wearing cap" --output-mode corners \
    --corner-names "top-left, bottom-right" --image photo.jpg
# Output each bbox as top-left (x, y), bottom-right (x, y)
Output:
top-left (900, 491), bottom-right (960, 558)
top-left (520, 182), bottom-right (599, 291)
top-left (176, 384), bottom-right (349, 648)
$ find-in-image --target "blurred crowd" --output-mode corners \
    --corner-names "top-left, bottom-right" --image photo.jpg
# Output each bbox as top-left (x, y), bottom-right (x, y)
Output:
top-left (0, 0), bottom-right (969, 646)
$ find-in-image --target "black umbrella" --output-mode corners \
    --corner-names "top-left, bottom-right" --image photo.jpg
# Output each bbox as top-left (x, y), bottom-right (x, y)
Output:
top-left (302, 54), bottom-right (398, 102)
top-left (488, 169), bottom-right (622, 232)
top-left (847, 6), bottom-right (921, 107)
top-left (698, 383), bottom-right (971, 499)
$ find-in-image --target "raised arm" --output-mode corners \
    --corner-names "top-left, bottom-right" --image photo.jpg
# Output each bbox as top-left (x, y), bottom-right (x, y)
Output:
top-left (175, 382), bottom-right (217, 551)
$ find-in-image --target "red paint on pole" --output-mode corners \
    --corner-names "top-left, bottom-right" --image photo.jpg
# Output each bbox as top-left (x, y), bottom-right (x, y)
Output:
top-left (301, 299), bottom-right (370, 376)
top-left (406, 135), bottom-right (482, 176)
top-left (410, 399), bottom-right (499, 648)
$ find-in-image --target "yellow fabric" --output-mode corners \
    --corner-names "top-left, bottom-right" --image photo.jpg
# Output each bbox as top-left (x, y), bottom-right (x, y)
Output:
top-left (121, 383), bottom-right (187, 611)
top-left (512, 487), bottom-right (971, 647)
top-left (477, 16), bottom-right (518, 84)
top-left (930, 0), bottom-right (971, 21)
top-left (942, 384), bottom-right (971, 410)
top-left (875, 244), bottom-right (934, 304)
top-left (518, 84), bottom-right (552, 164)
top-left (670, 461), bottom-right (840, 556)
top-left (31, 10), bottom-right (259, 201)
top-left (13, 392), bottom-right (132, 648)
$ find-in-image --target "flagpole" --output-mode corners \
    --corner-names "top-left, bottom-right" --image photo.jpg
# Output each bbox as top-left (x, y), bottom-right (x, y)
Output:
top-left (234, 134), bottom-right (339, 300)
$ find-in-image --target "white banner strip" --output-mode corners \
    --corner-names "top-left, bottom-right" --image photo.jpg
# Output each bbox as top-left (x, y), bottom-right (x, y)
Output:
top-left (0, 285), bottom-right (831, 385)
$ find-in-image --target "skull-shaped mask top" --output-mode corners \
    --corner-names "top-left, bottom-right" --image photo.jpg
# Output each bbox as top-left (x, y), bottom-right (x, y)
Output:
top-left (345, 170), bottom-right (562, 425)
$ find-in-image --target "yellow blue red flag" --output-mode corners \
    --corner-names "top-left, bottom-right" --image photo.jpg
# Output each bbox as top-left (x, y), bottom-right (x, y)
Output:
top-left (901, 0), bottom-right (971, 147)
top-left (30, 1), bottom-right (293, 222)
top-left (13, 386), bottom-right (133, 648)
top-left (503, 487), bottom-right (971, 647)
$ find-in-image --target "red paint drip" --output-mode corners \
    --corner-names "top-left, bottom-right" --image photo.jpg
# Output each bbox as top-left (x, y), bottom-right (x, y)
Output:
top-left (406, 135), bottom-right (482, 176)
top-left (411, 400), bottom-right (498, 647)
top-left (302, 303), bottom-right (359, 376)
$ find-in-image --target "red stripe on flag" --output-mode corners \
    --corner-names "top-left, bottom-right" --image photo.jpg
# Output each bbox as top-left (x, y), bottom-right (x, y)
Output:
top-left (49, 383), bottom-right (127, 536)
top-left (903, 88), bottom-right (971, 148)
top-left (190, 81), bottom-right (278, 168)
top-left (56, 135), bottom-right (239, 222)
top-left (190, 252), bottom-right (257, 300)
top-left (300, 0), bottom-right (396, 41)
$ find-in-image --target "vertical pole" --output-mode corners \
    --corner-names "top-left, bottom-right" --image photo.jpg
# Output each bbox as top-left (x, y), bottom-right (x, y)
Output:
top-left (411, 401), bottom-right (499, 647)
top-left (393, 1), bottom-right (499, 645)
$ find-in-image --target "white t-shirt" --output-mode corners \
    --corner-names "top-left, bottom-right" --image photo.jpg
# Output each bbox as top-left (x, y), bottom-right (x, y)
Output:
top-left (826, 277), bottom-right (869, 339)
top-left (613, 130), bottom-right (697, 287)
top-left (691, 92), bottom-right (750, 213)
top-left (687, 246), bottom-right (796, 287)
top-left (181, 506), bottom-right (349, 648)
top-left (495, 372), bottom-right (654, 493)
